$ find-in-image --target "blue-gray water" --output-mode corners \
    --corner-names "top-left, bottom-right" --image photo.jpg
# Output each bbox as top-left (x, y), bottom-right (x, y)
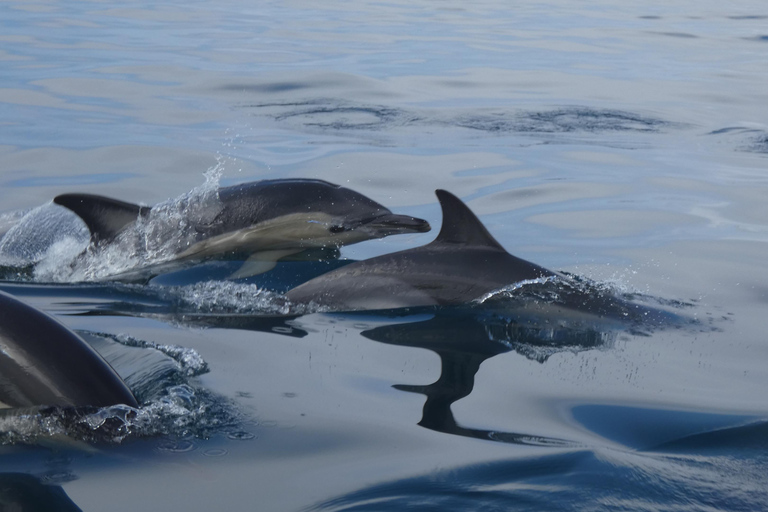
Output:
top-left (1, 1), bottom-right (768, 510)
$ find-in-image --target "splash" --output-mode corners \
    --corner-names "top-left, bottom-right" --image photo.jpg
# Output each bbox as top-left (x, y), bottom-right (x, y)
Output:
top-left (21, 166), bottom-right (226, 283)
top-left (475, 275), bottom-right (562, 304)
top-left (473, 271), bottom-right (691, 332)
top-left (166, 281), bottom-right (290, 314)
top-left (0, 203), bottom-right (89, 268)
top-left (0, 387), bottom-right (246, 445)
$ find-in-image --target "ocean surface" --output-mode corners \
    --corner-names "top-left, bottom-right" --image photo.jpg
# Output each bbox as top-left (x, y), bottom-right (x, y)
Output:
top-left (1, 1), bottom-right (768, 510)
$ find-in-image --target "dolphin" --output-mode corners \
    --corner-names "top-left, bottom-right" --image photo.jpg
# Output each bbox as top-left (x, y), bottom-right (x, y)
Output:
top-left (286, 189), bottom-right (557, 310)
top-left (0, 290), bottom-right (138, 409)
top-left (53, 179), bottom-right (430, 278)
top-left (286, 190), bottom-right (673, 323)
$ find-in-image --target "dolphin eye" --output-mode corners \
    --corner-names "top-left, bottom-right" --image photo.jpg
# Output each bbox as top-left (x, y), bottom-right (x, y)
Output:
top-left (329, 224), bottom-right (346, 234)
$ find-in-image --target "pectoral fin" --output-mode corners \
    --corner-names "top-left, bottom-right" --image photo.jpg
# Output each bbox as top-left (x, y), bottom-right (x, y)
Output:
top-left (228, 249), bottom-right (303, 279)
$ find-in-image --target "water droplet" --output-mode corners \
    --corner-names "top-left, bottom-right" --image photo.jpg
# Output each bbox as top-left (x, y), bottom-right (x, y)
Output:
top-left (227, 430), bottom-right (256, 440)
top-left (156, 439), bottom-right (197, 453)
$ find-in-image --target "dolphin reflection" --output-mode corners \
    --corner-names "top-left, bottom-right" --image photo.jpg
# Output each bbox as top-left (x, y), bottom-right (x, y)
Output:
top-left (359, 309), bottom-right (611, 446)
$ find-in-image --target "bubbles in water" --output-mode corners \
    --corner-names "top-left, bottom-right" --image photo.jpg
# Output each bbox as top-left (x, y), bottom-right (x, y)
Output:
top-left (475, 275), bottom-right (561, 304)
top-left (167, 281), bottom-right (292, 315)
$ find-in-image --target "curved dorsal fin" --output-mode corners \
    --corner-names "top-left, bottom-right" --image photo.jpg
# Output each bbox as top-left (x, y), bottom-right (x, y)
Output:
top-left (53, 193), bottom-right (150, 244)
top-left (432, 190), bottom-right (506, 250)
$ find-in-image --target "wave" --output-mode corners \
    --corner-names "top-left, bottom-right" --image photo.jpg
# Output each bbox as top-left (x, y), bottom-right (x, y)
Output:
top-left (308, 448), bottom-right (768, 511)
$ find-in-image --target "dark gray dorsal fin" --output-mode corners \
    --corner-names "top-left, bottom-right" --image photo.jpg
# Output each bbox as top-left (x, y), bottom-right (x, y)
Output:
top-left (432, 190), bottom-right (506, 250)
top-left (53, 193), bottom-right (150, 244)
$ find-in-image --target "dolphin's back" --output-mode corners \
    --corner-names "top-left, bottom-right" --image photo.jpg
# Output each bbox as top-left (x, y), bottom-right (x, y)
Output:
top-left (0, 291), bottom-right (138, 409)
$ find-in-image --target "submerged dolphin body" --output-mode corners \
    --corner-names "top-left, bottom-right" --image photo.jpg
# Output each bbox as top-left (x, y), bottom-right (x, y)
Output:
top-left (286, 190), bottom-right (668, 322)
top-left (0, 290), bottom-right (138, 409)
top-left (54, 179), bottom-right (430, 278)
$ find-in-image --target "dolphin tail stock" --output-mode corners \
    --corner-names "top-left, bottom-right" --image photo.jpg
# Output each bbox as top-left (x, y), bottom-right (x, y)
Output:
top-left (53, 193), bottom-right (151, 244)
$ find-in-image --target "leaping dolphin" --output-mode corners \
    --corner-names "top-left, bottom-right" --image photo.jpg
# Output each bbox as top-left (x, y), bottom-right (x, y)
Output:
top-left (286, 190), bottom-right (671, 323)
top-left (0, 290), bottom-right (138, 409)
top-left (54, 179), bottom-right (430, 279)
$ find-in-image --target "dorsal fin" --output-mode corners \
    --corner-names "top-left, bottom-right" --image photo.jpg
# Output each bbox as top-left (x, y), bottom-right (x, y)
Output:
top-left (53, 193), bottom-right (150, 244)
top-left (432, 190), bottom-right (506, 250)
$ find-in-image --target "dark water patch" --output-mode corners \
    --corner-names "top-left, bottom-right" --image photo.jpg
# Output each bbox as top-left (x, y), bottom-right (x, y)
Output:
top-left (245, 100), bottom-right (673, 137)
top-left (707, 126), bottom-right (768, 153)
top-left (651, 420), bottom-right (768, 453)
top-left (250, 100), bottom-right (420, 131)
top-left (462, 108), bottom-right (669, 134)
top-left (219, 82), bottom-right (313, 93)
top-left (638, 15), bottom-right (662, 20)
top-left (749, 132), bottom-right (768, 153)
top-left (708, 126), bottom-right (759, 135)
top-left (648, 31), bottom-right (699, 39)
top-left (746, 35), bottom-right (768, 41)
top-left (728, 15), bottom-right (768, 20)
top-left (571, 404), bottom-right (760, 451)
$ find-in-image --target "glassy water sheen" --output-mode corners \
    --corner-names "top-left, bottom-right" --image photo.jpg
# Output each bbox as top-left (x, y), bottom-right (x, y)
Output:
top-left (1, 1), bottom-right (767, 510)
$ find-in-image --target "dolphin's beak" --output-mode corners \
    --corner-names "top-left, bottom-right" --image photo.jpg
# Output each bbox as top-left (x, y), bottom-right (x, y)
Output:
top-left (362, 213), bottom-right (431, 236)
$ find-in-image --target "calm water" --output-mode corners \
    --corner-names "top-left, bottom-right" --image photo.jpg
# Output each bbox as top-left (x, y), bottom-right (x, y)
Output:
top-left (1, 1), bottom-right (768, 510)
